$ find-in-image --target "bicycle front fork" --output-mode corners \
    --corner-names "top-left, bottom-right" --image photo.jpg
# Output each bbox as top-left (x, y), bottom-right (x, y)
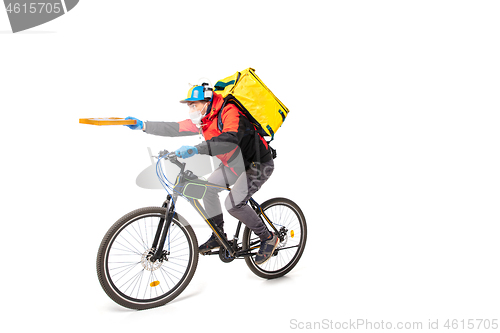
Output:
top-left (149, 194), bottom-right (175, 262)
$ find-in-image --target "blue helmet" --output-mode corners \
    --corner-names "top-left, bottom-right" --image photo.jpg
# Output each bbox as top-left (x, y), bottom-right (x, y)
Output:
top-left (180, 83), bottom-right (213, 103)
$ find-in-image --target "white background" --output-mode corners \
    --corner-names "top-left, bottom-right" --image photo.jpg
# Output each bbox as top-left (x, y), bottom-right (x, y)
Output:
top-left (1, 1), bottom-right (499, 332)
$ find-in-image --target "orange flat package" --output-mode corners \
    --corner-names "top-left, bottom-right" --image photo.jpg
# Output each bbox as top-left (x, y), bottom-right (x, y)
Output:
top-left (79, 117), bottom-right (137, 126)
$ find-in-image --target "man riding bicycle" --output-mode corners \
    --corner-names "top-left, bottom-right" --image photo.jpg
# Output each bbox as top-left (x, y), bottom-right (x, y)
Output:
top-left (125, 83), bottom-right (279, 265)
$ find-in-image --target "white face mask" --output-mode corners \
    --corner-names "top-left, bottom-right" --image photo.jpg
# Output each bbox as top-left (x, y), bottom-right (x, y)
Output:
top-left (189, 102), bottom-right (208, 126)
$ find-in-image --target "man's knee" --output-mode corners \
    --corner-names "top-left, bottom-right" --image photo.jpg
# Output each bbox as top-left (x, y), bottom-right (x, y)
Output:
top-left (225, 194), bottom-right (245, 213)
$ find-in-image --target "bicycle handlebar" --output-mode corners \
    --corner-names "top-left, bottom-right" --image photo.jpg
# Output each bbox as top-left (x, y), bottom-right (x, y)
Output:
top-left (158, 148), bottom-right (194, 160)
top-left (158, 150), bottom-right (177, 160)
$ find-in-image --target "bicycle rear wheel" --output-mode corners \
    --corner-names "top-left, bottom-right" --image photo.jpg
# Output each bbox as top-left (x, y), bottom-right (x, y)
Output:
top-left (242, 198), bottom-right (307, 279)
top-left (96, 207), bottom-right (198, 310)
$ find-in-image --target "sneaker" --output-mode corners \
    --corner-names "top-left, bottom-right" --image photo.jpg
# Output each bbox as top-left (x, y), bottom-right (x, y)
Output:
top-left (254, 233), bottom-right (280, 265)
top-left (198, 232), bottom-right (226, 254)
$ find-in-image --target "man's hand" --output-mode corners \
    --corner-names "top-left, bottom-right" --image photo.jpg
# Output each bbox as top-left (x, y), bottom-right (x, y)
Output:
top-left (175, 145), bottom-right (198, 159)
top-left (124, 117), bottom-right (144, 130)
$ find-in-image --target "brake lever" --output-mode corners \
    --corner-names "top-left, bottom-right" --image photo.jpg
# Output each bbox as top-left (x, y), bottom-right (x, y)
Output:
top-left (158, 149), bottom-right (169, 157)
top-left (158, 150), bottom-right (179, 161)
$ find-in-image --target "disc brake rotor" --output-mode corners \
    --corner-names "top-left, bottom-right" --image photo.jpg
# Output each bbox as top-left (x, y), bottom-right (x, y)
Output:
top-left (141, 249), bottom-right (163, 271)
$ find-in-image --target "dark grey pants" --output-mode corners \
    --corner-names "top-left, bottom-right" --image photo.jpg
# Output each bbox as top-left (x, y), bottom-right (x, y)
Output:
top-left (203, 159), bottom-right (274, 241)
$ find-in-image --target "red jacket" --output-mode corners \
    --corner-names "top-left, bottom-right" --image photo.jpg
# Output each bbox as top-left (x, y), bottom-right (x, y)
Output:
top-left (145, 93), bottom-right (271, 171)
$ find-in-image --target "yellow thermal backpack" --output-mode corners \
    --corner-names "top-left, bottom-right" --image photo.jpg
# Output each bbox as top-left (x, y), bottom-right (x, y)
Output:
top-left (214, 68), bottom-right (289, 141)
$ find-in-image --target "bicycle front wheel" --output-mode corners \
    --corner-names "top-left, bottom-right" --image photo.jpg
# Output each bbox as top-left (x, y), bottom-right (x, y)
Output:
top-left (243, 197), bottom-right (307, 279)
top-left (96, 207), bottom-right (198, 310)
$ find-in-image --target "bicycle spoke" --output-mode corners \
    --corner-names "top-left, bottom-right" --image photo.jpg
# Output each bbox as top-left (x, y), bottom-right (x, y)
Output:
top-left (112, 240), bottom-right (143, 256)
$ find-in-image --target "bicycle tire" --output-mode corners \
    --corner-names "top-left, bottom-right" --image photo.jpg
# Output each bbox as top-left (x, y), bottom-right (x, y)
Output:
top-left (96, 207), bottom-right (198, 310)
top-left (242, 198), bottom-right (307, 279)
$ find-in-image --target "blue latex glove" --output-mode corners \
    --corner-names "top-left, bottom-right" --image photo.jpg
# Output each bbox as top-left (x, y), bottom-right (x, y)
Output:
top-left (175, 145), bottom-right (198, 159)
top-left (124, 117), bottom-right (143, 130)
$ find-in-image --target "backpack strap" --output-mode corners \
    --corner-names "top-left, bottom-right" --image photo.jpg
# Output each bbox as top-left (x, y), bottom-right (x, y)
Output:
top-left (217, 96), bottom-right (230, 132)
top-left (217, 106), bottom-right (224, 132)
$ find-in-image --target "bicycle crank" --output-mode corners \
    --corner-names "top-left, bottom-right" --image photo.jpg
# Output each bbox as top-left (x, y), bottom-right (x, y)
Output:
top-left (218, 247), bottom-right (235, 263)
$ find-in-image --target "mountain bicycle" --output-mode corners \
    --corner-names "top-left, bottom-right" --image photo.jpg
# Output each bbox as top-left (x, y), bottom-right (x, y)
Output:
top-left (96, 149), bottom-right (307, 310)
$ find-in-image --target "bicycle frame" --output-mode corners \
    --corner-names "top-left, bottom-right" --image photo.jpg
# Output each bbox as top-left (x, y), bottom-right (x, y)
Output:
top-left (150, 152), bottom-right (280, 261)
top-left (185, 194), bottom-right (280, 258)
